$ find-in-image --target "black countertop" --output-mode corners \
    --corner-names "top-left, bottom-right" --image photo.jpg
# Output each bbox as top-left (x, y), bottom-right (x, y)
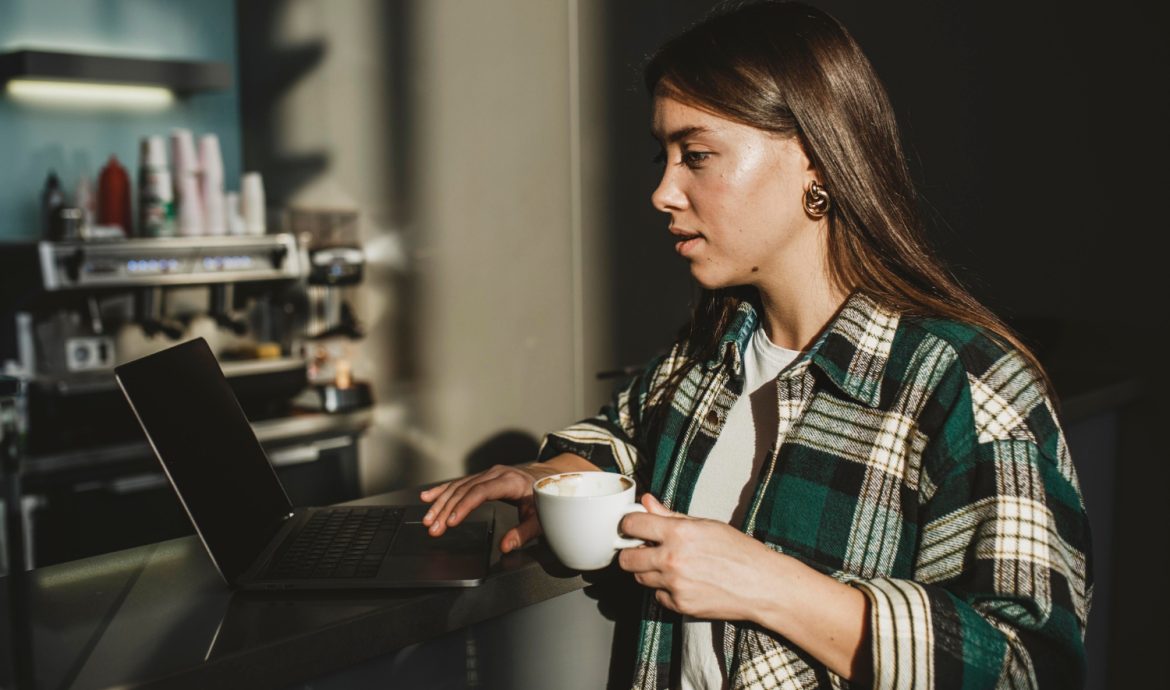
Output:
top-left (0, 489), bottom-right (591, 690)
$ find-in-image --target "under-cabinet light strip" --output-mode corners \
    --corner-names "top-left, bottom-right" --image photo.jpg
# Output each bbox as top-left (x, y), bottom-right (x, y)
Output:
top-left (6, 78), bottom-right (174, 107)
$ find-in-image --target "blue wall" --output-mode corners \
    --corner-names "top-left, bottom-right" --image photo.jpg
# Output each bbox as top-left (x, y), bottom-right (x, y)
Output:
top-left (0, 0), bottom-right (241, 239)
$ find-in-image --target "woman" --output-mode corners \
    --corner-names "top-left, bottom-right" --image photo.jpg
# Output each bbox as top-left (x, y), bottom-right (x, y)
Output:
top-left (421, 2), bottom-right (1091, 688)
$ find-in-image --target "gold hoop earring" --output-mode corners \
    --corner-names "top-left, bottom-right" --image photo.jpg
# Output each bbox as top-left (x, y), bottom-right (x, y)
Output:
top-left (803, 181), bottom-right (830, 218)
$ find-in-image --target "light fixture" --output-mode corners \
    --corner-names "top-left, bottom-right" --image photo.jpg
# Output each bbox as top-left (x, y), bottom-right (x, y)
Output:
top-left (6, 79), bottom-right (174, 107)
top-left (0, 49), bottom-right (231, 107)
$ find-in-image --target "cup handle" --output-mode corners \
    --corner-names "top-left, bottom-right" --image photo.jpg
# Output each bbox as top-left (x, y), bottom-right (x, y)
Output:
top-left (614, 503), bottom-right (647, 549)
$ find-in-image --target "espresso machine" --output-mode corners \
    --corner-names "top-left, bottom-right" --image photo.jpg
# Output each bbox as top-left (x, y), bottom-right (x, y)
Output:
top-left (0, 233), bottom-right (371, 568)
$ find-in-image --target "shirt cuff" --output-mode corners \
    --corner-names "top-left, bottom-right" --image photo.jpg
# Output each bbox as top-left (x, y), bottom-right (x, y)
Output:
top-left (536, 422), bottom-right (639, 475)
top-left (851, 577), bottom-right (938, 690)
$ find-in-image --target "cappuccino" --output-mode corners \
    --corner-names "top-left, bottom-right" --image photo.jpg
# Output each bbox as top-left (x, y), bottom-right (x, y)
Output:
top-left (533, 471), bottom-right (645, 570)
top-left (534, 472), bottom-right (633, 498)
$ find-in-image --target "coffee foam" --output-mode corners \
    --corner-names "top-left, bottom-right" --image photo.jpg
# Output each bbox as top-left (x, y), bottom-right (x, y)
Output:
top-left (536, 472), bottom-right (631, 498)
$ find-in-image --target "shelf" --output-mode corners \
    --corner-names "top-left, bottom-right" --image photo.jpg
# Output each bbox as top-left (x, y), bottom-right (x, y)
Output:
top-left (0, 234), bottom-right (305, 290)
top-left (0, 49), bottom-right (231, 93)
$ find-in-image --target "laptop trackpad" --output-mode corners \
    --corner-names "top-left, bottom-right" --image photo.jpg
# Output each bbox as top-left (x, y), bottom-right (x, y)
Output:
top-left (385, 521), bottom-right (490, 585)
top-left (391, 521), bottom-right (488, 556)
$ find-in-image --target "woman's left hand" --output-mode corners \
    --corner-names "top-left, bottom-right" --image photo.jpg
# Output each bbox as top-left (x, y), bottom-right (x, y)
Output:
top-left (617, 493), bottom-right (779, 622)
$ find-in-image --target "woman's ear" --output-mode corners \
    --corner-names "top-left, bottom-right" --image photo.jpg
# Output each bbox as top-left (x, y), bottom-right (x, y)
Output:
top-left (790, 133), bottom-right (818, 175)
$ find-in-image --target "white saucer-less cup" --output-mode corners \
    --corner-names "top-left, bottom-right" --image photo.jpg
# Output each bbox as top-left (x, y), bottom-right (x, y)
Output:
top-left (533, 471), bottom-right (647, 570)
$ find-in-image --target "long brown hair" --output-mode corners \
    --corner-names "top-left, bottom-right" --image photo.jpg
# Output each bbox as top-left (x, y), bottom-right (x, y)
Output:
top-left (644, 0), bottom-right (1052, 397)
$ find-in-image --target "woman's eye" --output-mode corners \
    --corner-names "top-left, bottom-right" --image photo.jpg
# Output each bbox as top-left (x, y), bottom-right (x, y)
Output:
top-left (651, 148), bottom-right (710, 168)
top-left (682, 151), bottom-right (710, 168)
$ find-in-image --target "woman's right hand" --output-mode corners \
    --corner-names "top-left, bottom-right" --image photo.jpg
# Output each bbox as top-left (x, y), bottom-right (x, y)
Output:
top-left (419, 453), bottom-right (599, 553)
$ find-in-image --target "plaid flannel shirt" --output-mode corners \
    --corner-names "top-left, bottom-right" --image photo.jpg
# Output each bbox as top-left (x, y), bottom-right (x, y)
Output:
top-left (538, 292), bottom-right (1091, 689)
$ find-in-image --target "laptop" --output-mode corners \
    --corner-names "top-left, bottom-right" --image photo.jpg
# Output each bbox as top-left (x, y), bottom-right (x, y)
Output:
top-left (114, 337), bottom-right (493, 590)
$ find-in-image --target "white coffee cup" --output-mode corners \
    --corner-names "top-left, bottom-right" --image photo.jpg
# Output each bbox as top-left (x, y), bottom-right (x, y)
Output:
top-left (533, 471), bottom-right (647, 570)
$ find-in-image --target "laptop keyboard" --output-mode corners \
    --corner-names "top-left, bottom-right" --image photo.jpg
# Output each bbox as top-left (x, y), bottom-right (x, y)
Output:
top-left (266, 507), bottom-right (404, 579)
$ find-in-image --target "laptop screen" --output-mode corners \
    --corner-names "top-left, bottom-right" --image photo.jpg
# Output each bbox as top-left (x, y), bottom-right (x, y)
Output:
top-left (115, 338), bottom-right (293, 583)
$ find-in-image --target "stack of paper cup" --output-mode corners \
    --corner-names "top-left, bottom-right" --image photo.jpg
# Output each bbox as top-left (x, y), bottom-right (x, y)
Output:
top-left (170, 129), bottom-right (203, 236)
top-left (224, 191), bottom-right (246, 235)
top-left (177, 175), bottom-right (203, 237)
top-left (241, 172), bottom-right (266, 235)
top-left (199, 134), bottom-right (226, 235)
top-left (171, 128), bottom-right (198, 180)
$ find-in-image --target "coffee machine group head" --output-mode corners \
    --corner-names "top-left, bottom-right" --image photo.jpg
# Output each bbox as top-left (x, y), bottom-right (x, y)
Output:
top-left (306, 245), bottom-right (364, 340)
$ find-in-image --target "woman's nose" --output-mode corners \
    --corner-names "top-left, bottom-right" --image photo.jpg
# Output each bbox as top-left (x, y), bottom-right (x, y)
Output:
top-left (651, 168), bottom-right (686, 213)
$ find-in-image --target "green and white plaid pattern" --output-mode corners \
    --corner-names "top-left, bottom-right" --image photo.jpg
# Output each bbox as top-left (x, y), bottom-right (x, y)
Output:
top-left (538, 292), bottom-right (1091, 689)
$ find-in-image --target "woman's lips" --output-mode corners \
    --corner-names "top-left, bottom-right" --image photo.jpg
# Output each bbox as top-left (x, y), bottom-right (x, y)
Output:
top-left (671, 230), bottom-right (703, 257)
top-left (674, 236), bottom-right (702, 256)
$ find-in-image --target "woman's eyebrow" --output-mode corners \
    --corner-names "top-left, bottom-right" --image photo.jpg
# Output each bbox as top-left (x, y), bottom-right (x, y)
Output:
top-left (650, 125), bottom-right (714, 145)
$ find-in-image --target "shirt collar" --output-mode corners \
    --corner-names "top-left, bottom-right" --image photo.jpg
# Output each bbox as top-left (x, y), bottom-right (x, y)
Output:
top-left (712, 292), bottom-right (900, 408)
top-left (809, 292), bottom-right (900, 407)
top-left (709, 300), bottom-right (759, 376)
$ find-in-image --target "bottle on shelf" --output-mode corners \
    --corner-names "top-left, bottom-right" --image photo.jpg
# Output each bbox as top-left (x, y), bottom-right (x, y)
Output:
top-left (138, 136), bottom-right (176, 237)
top-left (97, 155), bottom-right (132, 237)
top-left (41, 171), bottom-right (65, 239)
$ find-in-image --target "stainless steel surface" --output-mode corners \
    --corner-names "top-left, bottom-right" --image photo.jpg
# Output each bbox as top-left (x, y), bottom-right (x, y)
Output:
top-left (33, 234), bottom-right (301, 290)
top-left (252, 409), bottom-right (372, 444)
top-left (220, 357), bottom-right (306, 379)
top-left (31, 356), bottom-right (307, 397)
top-left (14, 312), bottom-right (34, 376)
top-left (64, 336), bottom-right (115, 372)
top-left (266, 435), bottom-right (353, 467)
top-left (19, 495), bottom-right (37, 569)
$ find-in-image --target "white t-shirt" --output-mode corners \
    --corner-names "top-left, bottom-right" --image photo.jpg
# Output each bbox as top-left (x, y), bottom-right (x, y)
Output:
top-left (681, 326), bottom-right (801, 690)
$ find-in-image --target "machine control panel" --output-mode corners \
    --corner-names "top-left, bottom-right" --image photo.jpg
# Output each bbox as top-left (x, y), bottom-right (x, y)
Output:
top-left (36, 234), bottom-right (301, 290)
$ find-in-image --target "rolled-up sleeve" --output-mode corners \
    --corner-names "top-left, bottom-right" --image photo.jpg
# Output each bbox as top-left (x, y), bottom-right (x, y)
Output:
top-left (537, 346), bottom-right (681, 477)
top-left (852, 352), bottom-right (1092, 689)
